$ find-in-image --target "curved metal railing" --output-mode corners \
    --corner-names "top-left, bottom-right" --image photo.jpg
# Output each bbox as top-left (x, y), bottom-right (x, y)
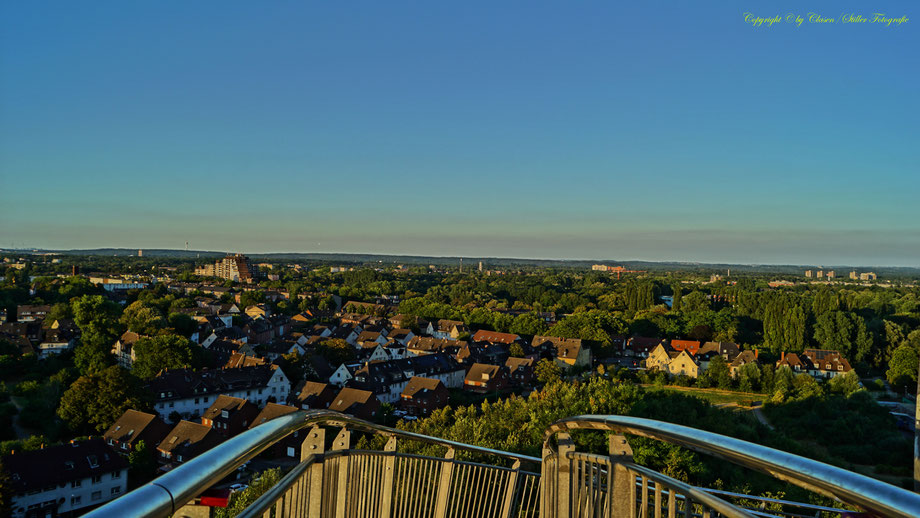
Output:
top-left (544, 414), bottom-right (920, 518)
top-left (85, 411), bottom-right (920, 518)
top-left (85, 409), bottom-right (540, 518)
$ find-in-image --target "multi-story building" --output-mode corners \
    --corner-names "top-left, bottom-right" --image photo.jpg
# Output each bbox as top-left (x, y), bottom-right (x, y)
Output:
top-left (2, 439), bottom-right (128, 518)
top-left (860, 272), bottom-right (877, 281)
top-left (146, 365), bottom-right (290, 421)
top-left (346, 353), bottom-right (465, 404)
top-left (195, 254), bottom-right (257, 282)
top-left (103, 410), bottom-right (171, 453)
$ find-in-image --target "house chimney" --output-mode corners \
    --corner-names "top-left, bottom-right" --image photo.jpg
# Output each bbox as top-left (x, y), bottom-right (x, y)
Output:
top-left (754, 349), bottom-right (759, 359)
top-left (780, 351), bottom-right (784, 362)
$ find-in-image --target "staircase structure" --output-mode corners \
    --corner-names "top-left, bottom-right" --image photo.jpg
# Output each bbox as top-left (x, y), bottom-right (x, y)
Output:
top-left (85, 410), bottom-right (920, 518)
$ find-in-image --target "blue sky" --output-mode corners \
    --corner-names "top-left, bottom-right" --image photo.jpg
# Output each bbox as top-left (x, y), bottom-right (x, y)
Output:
top-left (1, 2), bottom-right (917, 266)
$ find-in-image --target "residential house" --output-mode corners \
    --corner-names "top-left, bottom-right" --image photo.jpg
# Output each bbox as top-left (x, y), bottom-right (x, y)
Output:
top-left (386, 328), bottom-right (415, 346)
top-left (103, 410), bottom-right (171, 454)
top-left (777, 349), bottom-right (852, 379)
top-left (464, 363), bottom-right (510, 394)
top-left (200, 395), bottom-right (260, 438)
top-left (36, 327), bottom-right (76, 358)
top-left (697, 342), bottom-right (742, 370)
top-left (399, 377), bottom-right (449, 416)
top-left (730, 350), bottom-right (760, 378)
top-left (505, 357), bottom-right (535, 387)
top-left (15, 304), bottom-right (51, 322)
top-left (146, 365), bottom-right (290, 421)
top-left (157, 421), bottom-right (223, 464)
top-left (293, 381), bottom-right (336, 410)
top-left (112, 331), bottom-right (146, 368)
top-left (471, 330), bottom-right (520, 346)
top-left (248, 403), bottom-right (304, 458)
top-left (2, 439), bottom-right (128, 518)
top-left (532, 336), bottom-right (591, 370)
top-left (328, 388), bottom-right (381, 420)
top-left (223, 352), bottom-right (267, 369)
top-left (625, 337), bottom-right (664, 357)
top-left (669, 340), bottom-right (702, 356)
top-left (406, 336), bottom-right (465, 357)
top-left (348, 353), bottom-right (465, 404)
top-left (427, 319), bottom-right (469, 340)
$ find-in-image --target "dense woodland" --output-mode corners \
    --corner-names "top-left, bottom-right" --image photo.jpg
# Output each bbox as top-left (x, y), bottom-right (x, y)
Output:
top-left (0, 256), bottom-right (917, 496)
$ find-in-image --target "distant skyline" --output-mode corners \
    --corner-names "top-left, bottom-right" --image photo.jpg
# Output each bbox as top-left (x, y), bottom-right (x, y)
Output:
top-left (2, 2), bottom-right (917, 266)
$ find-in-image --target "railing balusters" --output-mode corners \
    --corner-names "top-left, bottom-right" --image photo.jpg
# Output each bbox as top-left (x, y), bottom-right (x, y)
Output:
top-left (641, 476), bottom-right (648, 518)
top-left (667, 487), bottom-right (676, 518)
top-left (654, 480), bottom-right (662, 518)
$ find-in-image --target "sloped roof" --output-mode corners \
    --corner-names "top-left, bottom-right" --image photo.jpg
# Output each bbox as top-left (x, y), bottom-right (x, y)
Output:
top-left (2, 439), bottom-right (126, 494)
top-left (401, 376), bottom-right (445, 398)
top-left (472, 330), bottom-right (520, 344)
top-left (249, 403), bottom-right (299, 429)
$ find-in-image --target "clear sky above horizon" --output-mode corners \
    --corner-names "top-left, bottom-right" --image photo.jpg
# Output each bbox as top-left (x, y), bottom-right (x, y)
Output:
top-left (1, 2), bottom-right (917, 266)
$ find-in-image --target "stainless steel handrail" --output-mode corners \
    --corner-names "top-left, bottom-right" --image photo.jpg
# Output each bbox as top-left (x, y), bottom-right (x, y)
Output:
top-left (86, 409), bottom-right (540, 518)
top-left (544, 414), bottom-right (920, 518)
top-left (625, 462), bottom-right (758, 518)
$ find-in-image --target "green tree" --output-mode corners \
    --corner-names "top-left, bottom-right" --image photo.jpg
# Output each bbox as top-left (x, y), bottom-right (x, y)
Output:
top-left (699, 356), bottom-right (731, 390)
top-left (671, 285), bottom-right (682, 312)
top-left (508, 313), bottom-right (548, 336)
top-left (121, 301), bottom-right (167, 335)
top-left (127, 440), bottom-right (157, 488)
top-left (813, 311), bottom-right (856, 359)
top-left (214, 468), bottom-right (282, 518)
top-left (681, 291), bottom-right (709, 314)
top-left (57, 366), bottom-right (148, 434)
top-left (72, 294), bottom-right (122, 348)
top-left (736, 362), bottom-right (761, 392)
top-left (508, 343), bottom-right (525, 358)
top-left (72, 294), bottom-right (122, 376)
top-left (239, 290), bottom-right (265, 308)
top-left (886, 345), bottom-right (919, 388)
top-left (828, 371), bottom-right (863, 396)
top-left (168, 312), bottom-right (198, 337)
top-left (314, 338), bottom-right (356, 366)
top-left (535, 358), bottom-right (562, 385)
top-left (132, 334), bottom-right (196, 379)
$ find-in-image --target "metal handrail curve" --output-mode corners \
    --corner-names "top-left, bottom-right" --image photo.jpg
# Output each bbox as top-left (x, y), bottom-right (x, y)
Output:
top-left (85, 409), bottom-right (540, 518)
top-left (544, 414), bottom-right (920, 518)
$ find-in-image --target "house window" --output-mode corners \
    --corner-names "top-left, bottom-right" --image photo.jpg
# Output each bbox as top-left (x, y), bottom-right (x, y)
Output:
top-left (112, 470), bottom-right (121, 479)
top-left (111, 487), bottom-right (121, 496)
top-left (71, 495), bottom-right (82, 506)
top-left (71, 480), bottom-right (82, 488)
top-left (287, 447), bottom-right (296, 457)
top-left (169, 402), bottom-right (175, 408)
top-left (92, 475), bottom-right (102, 484)
top-left (92, 491), bottom-right (102, 501)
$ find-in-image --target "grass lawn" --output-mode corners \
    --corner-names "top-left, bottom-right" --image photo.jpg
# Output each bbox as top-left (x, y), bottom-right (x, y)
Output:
top-left (643, 385), bottom-right (764, 406)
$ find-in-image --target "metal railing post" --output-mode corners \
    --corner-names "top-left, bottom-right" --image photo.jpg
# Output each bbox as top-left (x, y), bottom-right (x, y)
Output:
top-left (433, 447), bottom-right (456, 518)
top-left (302, 425), bottom-right (325, 517)
top-left (610, 434), bottom-right (635, 518)
top-left (379, 435), bottom-right (398, 517)
top-left (500, 459), bottom-right (522, 518)
top-left (333, 427), bottom-right (351, 518)
top-left (557, 432), bottom-right (575, 518)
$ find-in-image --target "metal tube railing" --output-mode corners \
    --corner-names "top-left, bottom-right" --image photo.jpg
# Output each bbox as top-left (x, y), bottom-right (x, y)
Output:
top-left (544, 414), bottom-right (920, 518)
top-left (85, 409), bottom-right (540, 518)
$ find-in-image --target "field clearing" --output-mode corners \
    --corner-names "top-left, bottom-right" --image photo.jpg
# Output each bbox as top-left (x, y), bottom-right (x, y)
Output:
top-left (642, 385), bottom-right (764, 406)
